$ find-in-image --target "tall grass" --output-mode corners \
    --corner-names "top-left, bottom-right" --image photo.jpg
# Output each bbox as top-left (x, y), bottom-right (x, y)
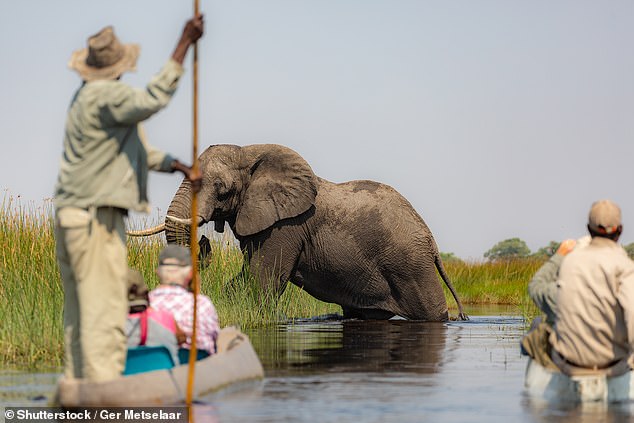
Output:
top-left (0, 197), bottom-right (63, 368)
top-left (127, 235), bottom-right (342, 327)
top-left (1, 197), bottom-right (543, 369)
top-left (442, 259), bottom-right (541, 321)
top-left (443, 259), bottom-right (542, 303)
top-left (0, 197), bottom-right (339, 369)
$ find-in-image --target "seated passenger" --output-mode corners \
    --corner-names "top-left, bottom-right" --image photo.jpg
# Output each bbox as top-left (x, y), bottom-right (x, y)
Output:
top-left (524, 200), bottom-right (634, 376)
top-left (149, 245), bottom-right (220, 359)
top-left (125, 269), bottom-right (180, 365)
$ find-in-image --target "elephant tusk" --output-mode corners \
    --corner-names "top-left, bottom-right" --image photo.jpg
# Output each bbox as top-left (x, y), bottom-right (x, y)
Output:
top-left (126, 223), bottom-right (165, 237)
top-left (166, 215), bottom-right (204, 226)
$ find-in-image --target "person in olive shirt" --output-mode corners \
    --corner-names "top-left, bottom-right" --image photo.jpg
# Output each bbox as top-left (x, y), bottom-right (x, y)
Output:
top-left (528, 237), bottom-right (588, 326)
top-left (54, 15), bottom-right (204, 382)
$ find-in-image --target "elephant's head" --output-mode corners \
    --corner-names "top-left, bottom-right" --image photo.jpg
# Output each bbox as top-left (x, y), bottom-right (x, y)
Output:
top-left (165, 144), bottom-right (318, 246)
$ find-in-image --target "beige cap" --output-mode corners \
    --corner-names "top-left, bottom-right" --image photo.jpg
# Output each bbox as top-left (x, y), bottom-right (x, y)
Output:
top-left (588, 199), bottom-right (622, 234)
top-left (159, 245), bottom-right (192, 267)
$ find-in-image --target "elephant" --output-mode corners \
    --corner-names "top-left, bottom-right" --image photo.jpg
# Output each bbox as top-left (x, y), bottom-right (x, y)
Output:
top-left (131, 144), bottom-right (467, 321)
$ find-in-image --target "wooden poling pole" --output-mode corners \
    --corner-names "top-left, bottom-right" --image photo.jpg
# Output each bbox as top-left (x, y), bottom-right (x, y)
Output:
top-left (186, 0), bottom-right (201, 411)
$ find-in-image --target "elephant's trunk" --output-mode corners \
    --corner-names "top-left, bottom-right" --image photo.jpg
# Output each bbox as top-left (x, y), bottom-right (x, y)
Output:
top-left (165, 181), bottom-right (198, 246)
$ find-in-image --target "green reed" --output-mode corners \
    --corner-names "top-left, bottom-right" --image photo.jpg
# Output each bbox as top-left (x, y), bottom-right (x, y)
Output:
top-left (0, 198), bottom-right (339, 368)
top-left (442, 259), bottom-right (542, 321)
top-left (0, 196), bottom-right (63, 369)
top-left (1, 197), bottom-right (543, 369)
top-left (127, 233), bottom-right (342, 327)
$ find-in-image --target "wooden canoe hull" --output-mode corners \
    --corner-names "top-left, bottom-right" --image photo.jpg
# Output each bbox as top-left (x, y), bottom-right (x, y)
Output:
top-left (524, 358), bottom-right (634, 403)
top-left (56, 327), bottom-right (264, 407)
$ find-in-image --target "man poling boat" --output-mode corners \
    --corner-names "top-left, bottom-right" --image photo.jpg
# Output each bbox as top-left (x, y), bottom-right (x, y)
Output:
top-left (54, 14), bottom-right (203, 384)
top-left (53, 7), bottom-right (264, 407)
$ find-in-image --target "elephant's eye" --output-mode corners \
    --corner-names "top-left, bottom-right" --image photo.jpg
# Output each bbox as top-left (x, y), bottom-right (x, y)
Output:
top-left (214, 179), bottom-right (226, 194)
top-left (214, 179), bottom-right (232, 200)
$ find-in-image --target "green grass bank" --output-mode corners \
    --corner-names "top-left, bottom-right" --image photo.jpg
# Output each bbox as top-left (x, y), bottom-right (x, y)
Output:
top-left (443, 259), bottom-right (542, 320)
top-left (1, 198), bottom-right (541, 369)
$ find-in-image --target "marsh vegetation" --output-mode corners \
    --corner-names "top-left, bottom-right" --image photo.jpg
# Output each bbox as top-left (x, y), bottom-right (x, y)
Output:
top-left (1, 197), bottom-right (540, 368)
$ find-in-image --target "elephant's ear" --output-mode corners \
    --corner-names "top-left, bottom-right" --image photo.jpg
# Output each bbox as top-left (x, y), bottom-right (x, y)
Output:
top-left (235, 145), bottom-right (318, 237)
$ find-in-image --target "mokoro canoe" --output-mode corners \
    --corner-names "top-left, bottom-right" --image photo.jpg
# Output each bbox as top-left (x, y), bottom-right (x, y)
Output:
top-left (56, 327), bottom-right (264, 407)
top-left (524, 357), bottom-right (634, 402)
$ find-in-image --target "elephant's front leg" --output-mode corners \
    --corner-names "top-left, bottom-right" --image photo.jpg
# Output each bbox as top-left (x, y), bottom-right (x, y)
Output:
top-left (241, 234), bottom-right (299, 296)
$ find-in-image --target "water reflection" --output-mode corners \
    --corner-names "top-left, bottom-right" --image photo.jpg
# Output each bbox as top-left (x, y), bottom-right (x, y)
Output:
top-left (248, 320), bottom-right (448, 376)
top-left (2, 314), bottom-right (634, 422)
top-left (523, 396), bottom-right (634, 423)
top-left (0, 371), bottom-right (57, 407)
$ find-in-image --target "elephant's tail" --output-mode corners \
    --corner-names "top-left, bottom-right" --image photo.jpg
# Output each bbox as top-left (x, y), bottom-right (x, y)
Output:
top-left (126, 223), bottom-right (165, 237)
top-left (435, 255), bottom-right (469, 321)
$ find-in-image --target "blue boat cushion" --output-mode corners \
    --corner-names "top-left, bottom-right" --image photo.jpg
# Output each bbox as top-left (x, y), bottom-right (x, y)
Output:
top-left (178, 348), bottom-right (210, 365)
top-left (123, 345), bottom-right (176, 375)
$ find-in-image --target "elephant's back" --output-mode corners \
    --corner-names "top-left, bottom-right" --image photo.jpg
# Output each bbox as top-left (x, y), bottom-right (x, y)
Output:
top-left (317, 179), bottom-right (431, 230)
top-left (314, 179), bottom-right (438, 260)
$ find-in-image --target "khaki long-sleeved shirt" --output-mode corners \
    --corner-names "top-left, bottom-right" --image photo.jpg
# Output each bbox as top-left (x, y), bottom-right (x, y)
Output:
top-left (54, 59), bottom-right (184, 213)
top-left (550, 237), bottom-right (634, 368)
top-left (528, 253), bottom-right (564, 325)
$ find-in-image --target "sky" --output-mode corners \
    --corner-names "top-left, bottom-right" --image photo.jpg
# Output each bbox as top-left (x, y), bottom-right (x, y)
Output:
top-left (1, 1), bottom-right (633, 260)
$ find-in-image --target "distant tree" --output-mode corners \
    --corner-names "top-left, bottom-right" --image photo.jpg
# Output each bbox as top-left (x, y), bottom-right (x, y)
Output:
top-left (484, 238), bottom-right (531, 261)
top-left (440, 252), bottom-right (463, 264)
top-left (624, 243), bottom-right (634, 260)
top-left (532, 241), bottom-right (560, 260)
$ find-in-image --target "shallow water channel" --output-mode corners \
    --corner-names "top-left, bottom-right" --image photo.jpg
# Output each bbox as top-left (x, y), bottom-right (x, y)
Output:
top-left (2, 306), bottom-right (634, 422)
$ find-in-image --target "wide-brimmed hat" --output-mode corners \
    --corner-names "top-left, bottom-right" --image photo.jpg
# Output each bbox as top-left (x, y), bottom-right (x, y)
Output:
top-left (68, 26), bottom-right (140, 81)
top-left (588, 199), bottom-right (622, 234)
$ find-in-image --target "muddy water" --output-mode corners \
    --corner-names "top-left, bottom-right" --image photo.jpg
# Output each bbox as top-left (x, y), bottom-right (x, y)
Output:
top-left (2, 307), bottom-right (634, 422)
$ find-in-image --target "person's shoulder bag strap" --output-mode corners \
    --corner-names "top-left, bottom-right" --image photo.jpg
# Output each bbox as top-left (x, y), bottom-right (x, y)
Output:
top-left (139, 310), bottom-right (148, 346)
